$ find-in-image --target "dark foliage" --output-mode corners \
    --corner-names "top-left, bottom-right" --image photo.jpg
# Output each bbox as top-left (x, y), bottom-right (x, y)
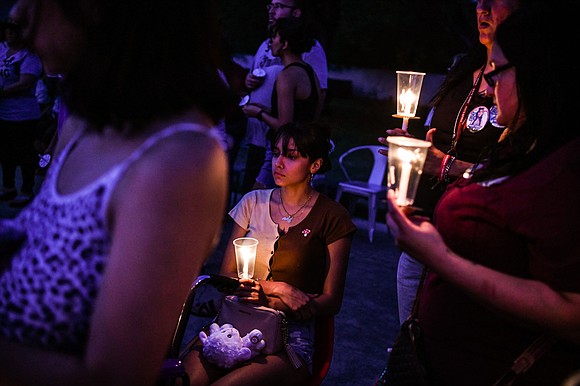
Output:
top-left (216, 0), bottom-right (477, 73)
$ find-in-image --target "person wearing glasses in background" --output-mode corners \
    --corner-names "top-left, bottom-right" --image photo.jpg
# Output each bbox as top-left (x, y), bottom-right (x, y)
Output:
top-left (241, 0), bottom-right (327, 194)
top-left (377, 0), bottom-right (538, 328)
top-left (0, 14), bottom-right (43, 208)
top-left (385, 1), bottom-right (580, 383)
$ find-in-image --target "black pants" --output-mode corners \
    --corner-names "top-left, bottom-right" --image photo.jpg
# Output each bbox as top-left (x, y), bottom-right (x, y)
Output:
top-left (0, 119), bottom-right (40, 194)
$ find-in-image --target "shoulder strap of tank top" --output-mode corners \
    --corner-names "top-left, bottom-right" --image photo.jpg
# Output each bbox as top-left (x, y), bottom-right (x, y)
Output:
top-left (284, 62), bottom-right (318, 103)
top-left (116, 123), bottom-right (211, 175)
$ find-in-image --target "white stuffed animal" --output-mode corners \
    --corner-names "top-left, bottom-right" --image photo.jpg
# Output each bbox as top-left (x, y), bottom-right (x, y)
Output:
top-left (199, 323), bottom-right (266, 369)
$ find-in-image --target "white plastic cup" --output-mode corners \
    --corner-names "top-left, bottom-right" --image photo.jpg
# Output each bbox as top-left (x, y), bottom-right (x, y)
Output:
top-left (395, 70), bottom-right (426, 118)
top-left (233, 237), bottom-right (258, 279)
top-left (386, 137), bottom-right (431, 206)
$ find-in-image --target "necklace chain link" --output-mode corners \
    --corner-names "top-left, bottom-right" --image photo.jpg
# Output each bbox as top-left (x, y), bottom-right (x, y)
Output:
top-left (279, 189), bottom-right (313, 223)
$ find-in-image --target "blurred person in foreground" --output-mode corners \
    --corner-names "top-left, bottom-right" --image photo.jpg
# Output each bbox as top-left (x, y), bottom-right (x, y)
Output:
top-left (386, 1), bottom-right (580, 384)
top-left (379, 0), bottom-right (538, 325)
top-left (0, 0), bottom-right (234, 385)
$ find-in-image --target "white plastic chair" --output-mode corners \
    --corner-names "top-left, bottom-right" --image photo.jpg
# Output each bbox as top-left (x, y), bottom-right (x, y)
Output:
top-left (335, 145), bottom-right (388, 243)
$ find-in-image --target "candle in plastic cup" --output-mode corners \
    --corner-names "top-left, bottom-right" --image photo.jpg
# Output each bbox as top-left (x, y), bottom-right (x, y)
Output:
top-left (386, 137), bottom-right (431, 206)
top-left (396, 71), bottom-right (426, 118)
top-left (233, 237), bottom-right (258, 279)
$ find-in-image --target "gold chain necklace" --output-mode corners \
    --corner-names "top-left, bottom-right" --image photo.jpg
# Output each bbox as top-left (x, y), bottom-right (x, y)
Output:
top-left (279, 189), bottom-right (313, 223)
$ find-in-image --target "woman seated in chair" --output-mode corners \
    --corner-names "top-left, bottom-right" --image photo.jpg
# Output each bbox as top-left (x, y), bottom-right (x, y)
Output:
top-left (183, 122), bottom-right (356, 385)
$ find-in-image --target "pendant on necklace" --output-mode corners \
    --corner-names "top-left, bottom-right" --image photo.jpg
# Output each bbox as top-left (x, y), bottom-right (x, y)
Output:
top-left (281, 215), bottom-right (294, 223)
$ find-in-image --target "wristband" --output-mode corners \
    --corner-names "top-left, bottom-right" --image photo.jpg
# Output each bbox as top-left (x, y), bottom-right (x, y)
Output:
top-left (438, 154), bottom-right (456, 183)
top-left (257, 110), bottom-right (265, 122)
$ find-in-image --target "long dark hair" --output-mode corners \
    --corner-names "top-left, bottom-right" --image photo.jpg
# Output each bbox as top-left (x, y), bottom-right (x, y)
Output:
top-left (471, 1), bottom-right (579, 182)
top-left (26, 0), bottom-right (236, 134)
top-left (429, 36), bottom-right (486, 110)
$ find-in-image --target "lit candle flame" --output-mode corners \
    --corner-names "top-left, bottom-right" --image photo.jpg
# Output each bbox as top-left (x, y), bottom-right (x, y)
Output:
top-left (396, 147), bottom-right (415, 206)
top-left (399, 88), bottom-right (416, 117)
top-left (242, 249), bottom-right (251, 279)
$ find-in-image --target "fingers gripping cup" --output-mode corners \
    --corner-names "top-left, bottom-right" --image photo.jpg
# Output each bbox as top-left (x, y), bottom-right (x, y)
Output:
top-left (233, 237), bottom-right (258, 279)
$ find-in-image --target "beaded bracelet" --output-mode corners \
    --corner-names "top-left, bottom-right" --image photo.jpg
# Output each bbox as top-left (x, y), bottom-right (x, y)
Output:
top-left (439, 154), bottom-right (456, 182)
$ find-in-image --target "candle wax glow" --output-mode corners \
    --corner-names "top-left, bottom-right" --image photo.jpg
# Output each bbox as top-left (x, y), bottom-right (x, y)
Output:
top-left (399, 88), bottom-right (416, 117)
top-left (241, 249), bottom-right (250, 279)
top-left (395, 147), bottom-right (414, 206)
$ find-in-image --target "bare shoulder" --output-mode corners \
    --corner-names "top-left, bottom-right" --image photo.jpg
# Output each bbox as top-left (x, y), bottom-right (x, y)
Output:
top-left (278, 66), bottom-right (302, 84)
top-left (142, 130), bottom-right (226, 190)
top-left (144, 130), bottom-right (224, 171)
top-left (113, 129), bottom-right (229, 216)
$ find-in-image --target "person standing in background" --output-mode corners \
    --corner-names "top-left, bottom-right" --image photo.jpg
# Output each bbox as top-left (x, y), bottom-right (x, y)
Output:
top-left (0, 15), bottom-right (43, 208)
top-left (386, 1), bottom-right (580, 383)
top-left (378, 0), bottom-right (535, 326)
top-left (242, 0), bottom-right (327, 193)
top-left (242, 17), bottom-right (322, 143)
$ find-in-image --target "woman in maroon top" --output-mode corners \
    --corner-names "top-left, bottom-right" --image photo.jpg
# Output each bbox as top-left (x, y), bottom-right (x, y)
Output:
top-left (386, 2), bottom-right (580, 385)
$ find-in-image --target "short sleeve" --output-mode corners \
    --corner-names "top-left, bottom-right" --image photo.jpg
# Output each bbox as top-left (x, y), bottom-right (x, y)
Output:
top-left (228, 193), bottom-right (255, 231)
top-left (321, 198), bottom-right (357, 245)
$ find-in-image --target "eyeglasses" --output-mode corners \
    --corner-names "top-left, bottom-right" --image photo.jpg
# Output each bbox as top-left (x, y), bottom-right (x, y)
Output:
top-left (484, 63), bottom-right (514, 87)
top-left (266, 3), bottom-right (297, 12)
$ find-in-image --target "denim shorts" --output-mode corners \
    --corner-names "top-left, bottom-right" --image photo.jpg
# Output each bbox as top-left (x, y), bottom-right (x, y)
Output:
top-left (287, 319), bottom-right (315, 373)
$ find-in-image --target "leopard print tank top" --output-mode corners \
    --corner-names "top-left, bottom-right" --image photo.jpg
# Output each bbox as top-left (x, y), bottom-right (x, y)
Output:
top-left (0, 123), bottom-right (217, 354)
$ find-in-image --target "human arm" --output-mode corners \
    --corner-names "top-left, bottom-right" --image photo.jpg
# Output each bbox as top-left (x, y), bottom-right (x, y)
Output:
top-left (0, 50), bottom-right (42, 98)
top-left (0, 131), bottom-right (229, 385)
top-left (421, 128), bottom-right (469, 178)
top-left (0, 73), bottom-right (38, 98)
top-left (242, 70), bottom-right (294, 131)
top-left (378, 128), bottom-right (472, 178)
top-left (385, 190), bottom-right (580, 343)
top-left (241, 102), bottom-right (270, 123)
top-left (244, 72), bottom-right (265, 91)
top-left (244, 41), bottom-right (270, 91)
top-left (240, 236), bottom-right (352, 321)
